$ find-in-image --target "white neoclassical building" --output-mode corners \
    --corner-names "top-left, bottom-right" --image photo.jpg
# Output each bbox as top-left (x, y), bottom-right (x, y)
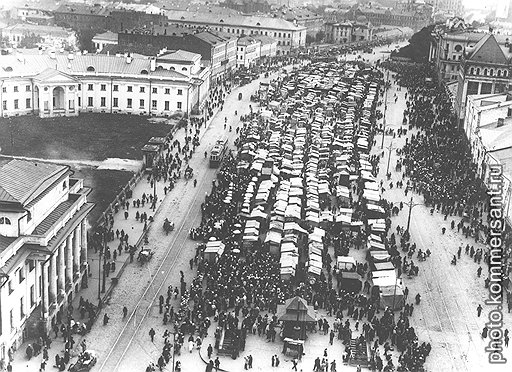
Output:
top-left (0, 50), bottom-right (211, 118)
top-left (0, 159), bottom-right (94, 362)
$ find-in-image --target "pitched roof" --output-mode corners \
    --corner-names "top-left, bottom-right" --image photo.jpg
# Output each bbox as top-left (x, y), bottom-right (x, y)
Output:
top-left (0, 159), bottom-right (69, 206)
top-left (158, 50), bottom-right (201, 62)
top-left (34, 68), bottom-right (79, 83)
top-left (165, 10), bottom-right (306, 31)
top-left (466, 34), bottom-right (509, 65)
top-left (0, 53), bottom-right (189, 80)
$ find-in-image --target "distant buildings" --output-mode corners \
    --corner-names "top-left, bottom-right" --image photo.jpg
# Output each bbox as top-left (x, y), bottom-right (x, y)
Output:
top-left (53, 3), bottom-right (110, 32)
top-left (92, 31), bottom-right (118, 52)
top-left (0, 51), bottom-right (210, 118)
top-left (163, 11), bottom-right (306, 54)
top-left (237, 36), bottom-right (261, 68)
top-left (1, 24), bottom-right (78, 50)
top-left (220, 0), bottom-right (272, 14)
top-left (0, 159), bottom-right (94, 354)
top-left (12, 5), bottom-right (54, 25)
top-left (342, 5), bottom-right (431, 31)
top-left (324, 21), bottom-right (373, 44)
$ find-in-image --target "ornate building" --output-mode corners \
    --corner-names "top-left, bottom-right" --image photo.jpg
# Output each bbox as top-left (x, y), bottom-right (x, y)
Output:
top-left (0, 159), bottom-right (93, 361)
top-left (455, 33), bottom-right (512, 122)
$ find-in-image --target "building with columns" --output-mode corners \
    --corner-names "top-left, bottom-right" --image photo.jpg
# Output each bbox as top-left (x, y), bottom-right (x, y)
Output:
top-left (455, 33), bottom-right (512, 122)
top-left (0, 159), bottom-right (94, 361)
top-left (0, 51), bottom-right (210, 118)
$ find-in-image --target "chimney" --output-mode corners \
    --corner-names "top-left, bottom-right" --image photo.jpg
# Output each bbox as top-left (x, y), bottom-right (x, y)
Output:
top-left (150, 57), bottom-right (156, 71)
top-left (497, 118), bottom-right (505, 127)
top-left (126, 56), bottom-right (132, 64)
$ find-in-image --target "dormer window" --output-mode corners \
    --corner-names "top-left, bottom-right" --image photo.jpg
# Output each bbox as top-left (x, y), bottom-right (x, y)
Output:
top-left (3, 66), bottom-right (13, 72)
top-left (182, 67), bottom-right (188, 72)
top-left (141, 69), bottom-right (149, 75)
top-left (86, 66), bottom-right (95, 72)
top-left (0, 217), bottom-right (12, 225)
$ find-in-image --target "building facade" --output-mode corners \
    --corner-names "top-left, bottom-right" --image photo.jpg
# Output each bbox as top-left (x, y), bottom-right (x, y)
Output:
top-left (164, 11), bottom-right (306, 54)
top-left (53, 3), bottom-right (110, 32)
top-left (1, 24), bottom-right (78, 50)
top-left (92, 31), bottom-right (119, 52)
top-left (455, 34), bottom-right (512, 122)
top-left (0, 159), bottom-right (94, 362)
top-left (0, 52), bottom-right (210, 118)
top-left (237, 36), bottom-right (261, 68)
top-left (324, 21), bottom-right (373, 44)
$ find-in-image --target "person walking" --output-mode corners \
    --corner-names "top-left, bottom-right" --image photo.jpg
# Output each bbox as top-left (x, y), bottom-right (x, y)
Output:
top-left (207, 344), bottom-right (213, 359)
top-left (103, 313), bottom-right (109, 325)
top-left (292, 358), bottom-right (298, 371)
top-left (477, 266), bottom-right (482, 278)
top-left (214, 357), bottom-right (220, 371)
top-left (477, 304), bottom-right (483, 317)
top-left (149, 328), bottom-right (156, 342)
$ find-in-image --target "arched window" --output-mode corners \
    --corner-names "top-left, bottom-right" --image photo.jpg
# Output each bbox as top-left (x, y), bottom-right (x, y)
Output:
top-left (498, 70), bottom-right (502, 77)
top-left (476, 68), bottom-right (480, 75)
top-left (470, 67), bottom-right (474, 74)
top-left (86, 66), bottom-right (95, 72)
top-left (490, 69), bottom-right (494, 76)
top-left (0, 217), bottom-right (12, 225)
top-left (454, 44), bottom-right (462, 52)
top-left (140, 69), bottom-right (149, 75)
top-left (484, 68), bottom-right (488, 76)
top-left (504, 70), bottom-right (509, 77)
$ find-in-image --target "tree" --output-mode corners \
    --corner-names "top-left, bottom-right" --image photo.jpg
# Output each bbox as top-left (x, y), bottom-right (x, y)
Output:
top-left (391, 24), bottom-right (435, 63)
top-left (306, 34), bottom-right (315, 45)
top-left (18, 33), bottom-right (43, 48)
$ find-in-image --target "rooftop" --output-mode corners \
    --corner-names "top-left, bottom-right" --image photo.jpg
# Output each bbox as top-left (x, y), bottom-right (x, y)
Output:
top-left (92, 31), bottom-right (119, 43)
top-left (0, 53), bottom-right (190, 80)
top-left (0, 159), bottom-right (69, 206)
top-left (165, 10), bottom-right (307, 31)
top-left (32, 195), bottom-right (80, 236)
top-left (54, 3), bottom-right (110, 17)
top-left (480, 118), bottom-right (512, 152)
top-left (157, 49), bottom-right (201, 62)
top-left (193, 30), bottom-right (238, 45)
top-left (2, 23), bottom-right (75, 37)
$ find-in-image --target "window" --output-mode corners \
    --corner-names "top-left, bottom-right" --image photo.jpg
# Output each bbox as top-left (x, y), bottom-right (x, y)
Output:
top-left (0, 217), bottom-right (11, 225)
top-left (139, 99), bottom-right (144, 109)
top-left (14, 99), bottom-right (18, 109)
top-left (69, 100), bottom-right (74, 110)
top-left (140, 87), bottom-right (145, 93)
top-left (165, 101), bottom-right (169, 111)
top-left (113, 85), bottom-right (119, 92)
top-left (127, 86), bottom-right (133, 92)
top-left (87, 84), bottom-right (93, 91)
top-left (177, 102), bottom-right (182, 110)
top-left (30, 285), bottom-right (35, 307)
top-left (127, 98), bottom-right (132, 108)
top-left (78, 97), bottom-right (81, 107)
top-left (8, 280), bottom-right (13, 295)
top-left (26, 85), bottom-right (31, 92)
top-left (20, 297), bottom-right (24, 318)
top-left (165, 88), bottom-right (170, 95)
top-left (62, 180), bottom-right (67, 190)
top-left (100, 97), bottom-right (106, 107)
top-left (13, 86), bottom-right (18, 93)
top-left (9, 310), bottom-right (13, 330)
top-left (18, 268), bottom-right (24, 284)
top-left (152, 100), bottom-right (157, 109)
top-left (177, 89), bottom-right (183, 96)
top-left (88, 97), bottom-right (93, 107)
top-left (113, 98), bottom-right (118, 107)
top-left (2, 101), bottom-right (6, 110)
top-left (27, 211), bottom-right (31, 222)
top-left (2, 87), bottom-right (6, 93)
top-left (26, 98), bottom-right (31, 109)
top-left (152, 87), bottom-right (157, 94)
top-left (78, 84), bottom-right (81, 91)
top-left (28, 259), bottom-right (35, 271)
top-left (100, 84), bottom-right (106, 91)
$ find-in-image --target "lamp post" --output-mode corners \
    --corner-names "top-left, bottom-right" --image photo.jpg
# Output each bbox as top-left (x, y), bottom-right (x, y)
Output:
top-left (385, 141), bottom-right (395, 176)
top-left (381, 70), bottom-right (390, 149)
top-left (405, 197), bottom-right (423, 233)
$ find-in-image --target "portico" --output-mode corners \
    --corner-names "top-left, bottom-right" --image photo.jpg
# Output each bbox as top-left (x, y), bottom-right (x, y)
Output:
top-left (33, 68), bottom-right (79, 118)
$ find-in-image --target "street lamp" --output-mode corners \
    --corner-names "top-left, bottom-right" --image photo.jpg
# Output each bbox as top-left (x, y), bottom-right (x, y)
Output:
top-left (381, 70), bottom-right (390, 149)
top-left (405, 197), bottom-right (423, 233)
top-left (385, 141), bottom-right (395, 176)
